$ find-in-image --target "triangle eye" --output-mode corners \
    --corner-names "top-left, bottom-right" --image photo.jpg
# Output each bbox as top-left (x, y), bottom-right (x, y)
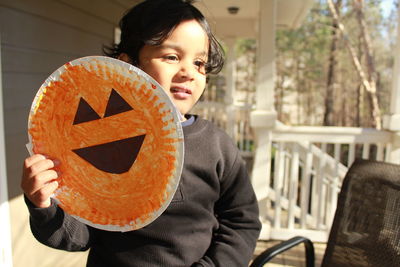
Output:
top-left (73, 98), bottom-right (101, 125)
top-left (104, 89), bottom-right (133, 118)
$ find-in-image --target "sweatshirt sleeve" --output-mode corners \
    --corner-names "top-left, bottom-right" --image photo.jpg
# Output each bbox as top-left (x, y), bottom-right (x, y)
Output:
top-left (25, 195), bottom-right (94, 251)
top-left (194, 152), bottom-right (261, 267)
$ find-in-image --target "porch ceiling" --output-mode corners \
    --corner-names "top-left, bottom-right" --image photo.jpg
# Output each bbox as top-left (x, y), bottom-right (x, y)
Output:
top-left (113, 0), bottom-right (314, 40)
top-left (195, 0), bottom-right (314, 39)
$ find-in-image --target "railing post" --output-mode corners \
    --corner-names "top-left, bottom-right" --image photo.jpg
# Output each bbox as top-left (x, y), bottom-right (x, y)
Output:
top-left (250, 0), bottom-right (277, 239)
top-left (251, 126), bottom-right (274, 239)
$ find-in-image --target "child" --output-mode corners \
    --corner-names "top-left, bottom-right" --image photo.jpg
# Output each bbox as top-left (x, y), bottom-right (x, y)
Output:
top-left (21, 0), bottom-right (261, 266)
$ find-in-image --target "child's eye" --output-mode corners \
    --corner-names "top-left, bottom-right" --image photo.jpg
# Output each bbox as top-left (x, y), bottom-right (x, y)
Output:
top-left (163, 55), bottom-right (179, 62)
top-left (194, 60), bottom-right (206, 73)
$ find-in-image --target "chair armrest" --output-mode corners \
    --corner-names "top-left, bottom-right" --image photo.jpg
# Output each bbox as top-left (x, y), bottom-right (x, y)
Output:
top-left (250, 236), bottom-right (315, 267)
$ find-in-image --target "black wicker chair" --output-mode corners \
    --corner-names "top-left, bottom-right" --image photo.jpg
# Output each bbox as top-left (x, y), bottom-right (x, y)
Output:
top-left (251, 159), bottom-right (400, 267)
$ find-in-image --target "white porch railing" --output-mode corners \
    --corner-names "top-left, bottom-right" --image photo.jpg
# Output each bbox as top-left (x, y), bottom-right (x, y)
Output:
top-left (261, 125), bottom-right (394, 242)
top-left (193, 82), bottom-right (398, 242)
top-left (192, 102), bottom-right (254, 157)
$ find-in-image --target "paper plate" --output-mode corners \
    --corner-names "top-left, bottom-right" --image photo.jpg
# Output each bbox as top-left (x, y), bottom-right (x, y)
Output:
top-left (28, 56), bottom-right (184, 232)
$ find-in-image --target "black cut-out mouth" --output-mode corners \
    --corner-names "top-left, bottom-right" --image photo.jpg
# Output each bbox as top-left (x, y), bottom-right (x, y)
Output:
top-left (72, 135), bottom-right (146, 174)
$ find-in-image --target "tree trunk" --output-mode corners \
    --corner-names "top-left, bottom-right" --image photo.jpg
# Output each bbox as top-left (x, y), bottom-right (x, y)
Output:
top-left (354, 0), bottom-right (381, 128)
top-left (324, 0), bottom-right (342, 126)
top-left (356, 19), bottom-right (364, 127)
top-left (327, 0), bottom-right (382, 129)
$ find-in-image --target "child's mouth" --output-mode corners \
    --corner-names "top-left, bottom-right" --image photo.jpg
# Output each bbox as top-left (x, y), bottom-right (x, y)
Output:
top-left (170, 87), bottom-right (192, 100)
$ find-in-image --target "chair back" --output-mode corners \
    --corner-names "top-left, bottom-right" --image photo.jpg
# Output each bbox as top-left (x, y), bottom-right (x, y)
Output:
top-left (322, 159), bottom-right (400, 267)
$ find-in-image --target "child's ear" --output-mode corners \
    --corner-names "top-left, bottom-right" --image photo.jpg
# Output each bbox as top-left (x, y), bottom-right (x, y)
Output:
top-left (118, 53), bottom-right (131, 63)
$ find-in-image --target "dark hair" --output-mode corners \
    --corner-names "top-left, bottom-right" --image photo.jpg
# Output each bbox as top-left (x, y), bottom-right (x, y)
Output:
top-left (103, 0), bottom-right (224, 74)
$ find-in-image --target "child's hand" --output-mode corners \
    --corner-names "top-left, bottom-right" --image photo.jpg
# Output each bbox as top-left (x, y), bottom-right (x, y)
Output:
top-left (21, 154), bottom-right (59, 208)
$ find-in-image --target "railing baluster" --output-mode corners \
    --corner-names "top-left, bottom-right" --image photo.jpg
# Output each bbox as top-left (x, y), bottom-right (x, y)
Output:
top-left (245, 121), bottom-right (251, 152)
top-left (326, 143), bottom-right (341, 226)
top-left (362, 143), bottom-right (370, 159)
top-left (348, 143), bottom-right (355, 166)
top-left (300, 143), bottom-right (313, 229)
top-left (283, 153), bottom-right (290, 201)
top-left (239, 120), bottom-right (245, 151)
top-left (234, 118), bottom-right (239, 147)
top-left (385, 143), bottom-right (392, 162)
top-left (243, 113), bottom-right (247, 152)
top-left (316, 143), bottom-right (327, 229)
top-left (377, 143), bottom-right (384, 161)
top-left (310, 153), bottom-right (318, 229)
top-left (273, 142), bottom-right (285, 229)
top-left (288, 143), bottom-right (299, 229)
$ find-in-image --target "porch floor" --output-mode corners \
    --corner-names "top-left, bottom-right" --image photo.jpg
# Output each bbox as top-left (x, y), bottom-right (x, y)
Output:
top-left (252, 240), bottom-right (326, 266)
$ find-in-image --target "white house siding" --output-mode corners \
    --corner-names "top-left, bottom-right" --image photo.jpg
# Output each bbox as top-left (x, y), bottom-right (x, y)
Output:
top-left (0, 1), bottom-right (137, 266)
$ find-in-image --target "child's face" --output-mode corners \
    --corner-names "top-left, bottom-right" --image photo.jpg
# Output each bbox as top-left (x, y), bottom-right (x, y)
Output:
top-left (137, 19), bottom-right (209, 117)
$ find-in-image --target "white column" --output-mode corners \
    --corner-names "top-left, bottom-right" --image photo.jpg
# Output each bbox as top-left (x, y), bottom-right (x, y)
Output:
top-left (0, 34), bottom-right (13, 267)
top-left (250, 0), bottom-right (277, 239)
top-left (224, 37), bottom-right (237, 139)
top-left (383, 4), bottom-right (400, 163)
top-left (251, 0), bottom-right (277, 124)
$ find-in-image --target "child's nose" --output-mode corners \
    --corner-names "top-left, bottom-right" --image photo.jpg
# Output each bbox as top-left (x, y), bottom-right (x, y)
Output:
top-left (178, 62), bottom-right (194, 80)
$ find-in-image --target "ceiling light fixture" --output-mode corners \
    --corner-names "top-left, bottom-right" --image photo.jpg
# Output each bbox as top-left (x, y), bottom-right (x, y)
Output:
top-left (227, 6), bottom-right (239, 15)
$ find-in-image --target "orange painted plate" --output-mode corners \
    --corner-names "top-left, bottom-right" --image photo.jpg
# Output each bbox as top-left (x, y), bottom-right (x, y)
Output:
top-left (28, 56), bottom-right (184, 232)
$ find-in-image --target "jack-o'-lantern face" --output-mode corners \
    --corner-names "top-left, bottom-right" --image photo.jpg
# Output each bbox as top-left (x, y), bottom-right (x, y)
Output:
top-left (28, 57), bottom-right (184, 231)
top-left (71, 89), bottom-right (146, 174)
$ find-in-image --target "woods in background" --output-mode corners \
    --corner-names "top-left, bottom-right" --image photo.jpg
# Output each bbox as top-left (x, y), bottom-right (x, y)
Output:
top-left (236, 0), bottom-right (397, 128)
